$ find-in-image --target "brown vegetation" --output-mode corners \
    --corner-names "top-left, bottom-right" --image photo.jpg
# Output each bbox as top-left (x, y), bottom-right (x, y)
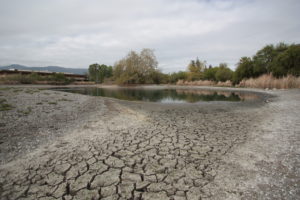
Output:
top-left (238, 74), bottom-right (300, 89)
top-left (0, 73), bottom-right (75, 85)
top-left (177, 74), bottom-right (300, 89)
top-left (177, 80), bottom-right (232, 87)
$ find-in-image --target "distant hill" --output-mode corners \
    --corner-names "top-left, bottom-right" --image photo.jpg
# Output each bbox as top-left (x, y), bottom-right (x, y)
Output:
top-left (0, 64), bottom-right (88, 75)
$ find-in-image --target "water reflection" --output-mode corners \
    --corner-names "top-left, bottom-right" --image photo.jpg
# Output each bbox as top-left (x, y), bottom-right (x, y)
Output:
top-left (51, 87), bottom-right (258, 103)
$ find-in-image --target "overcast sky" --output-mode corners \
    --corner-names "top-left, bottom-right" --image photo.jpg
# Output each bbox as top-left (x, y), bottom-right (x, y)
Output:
top-left (0, 0), bottom-right (299, 72)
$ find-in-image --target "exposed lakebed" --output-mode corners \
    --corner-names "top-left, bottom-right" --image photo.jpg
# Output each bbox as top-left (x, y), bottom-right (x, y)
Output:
top-left (50, 87), bottom-right (259, 103)
top-left (0, 86), bottom-right (298, 199)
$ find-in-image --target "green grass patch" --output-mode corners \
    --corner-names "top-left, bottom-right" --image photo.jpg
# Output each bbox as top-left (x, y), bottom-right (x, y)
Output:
top-left (0, 99), bottom-right (14, 111)
top-left (48, 102), bottom-right (57, 105)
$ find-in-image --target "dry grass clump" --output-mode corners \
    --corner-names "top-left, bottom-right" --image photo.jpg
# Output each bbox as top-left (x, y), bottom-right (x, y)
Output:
top-left (176, 75), bottom-right (300, 89)
top-left (238, 74), bottom-right (300, 89)
top-left (216, 80), bottom-right (232, 87)
top-left (177, 80), bottom-right (233, 87)
top-left (177, 80), bottom-right (214, 86)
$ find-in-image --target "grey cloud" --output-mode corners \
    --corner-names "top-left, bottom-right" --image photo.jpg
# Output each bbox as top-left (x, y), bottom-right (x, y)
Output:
top-left (0, 0), bottom-right (299, 72)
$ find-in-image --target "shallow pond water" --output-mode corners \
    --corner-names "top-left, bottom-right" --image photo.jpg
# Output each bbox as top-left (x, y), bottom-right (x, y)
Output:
top-left (51, 87), bottom-right (259, 103)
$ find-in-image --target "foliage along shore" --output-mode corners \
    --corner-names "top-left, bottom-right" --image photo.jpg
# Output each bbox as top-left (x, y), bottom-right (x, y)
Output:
top-left (87, 42), bottom-right (299, 89)
top-left (177, 74), bottom-right (300, 89)
top-left (0, 73), bottom-right (77, 85)
top-left (0, 42), bottom-right (299, 88)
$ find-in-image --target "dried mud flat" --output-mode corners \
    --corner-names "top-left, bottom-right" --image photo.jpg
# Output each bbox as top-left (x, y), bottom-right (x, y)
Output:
top-left (0, 86), bottom-right (299, 200)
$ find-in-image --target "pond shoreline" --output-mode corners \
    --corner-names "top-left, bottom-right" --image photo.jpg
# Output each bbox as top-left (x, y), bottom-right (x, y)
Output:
top-left (0, 85), bottom-right (299, 199)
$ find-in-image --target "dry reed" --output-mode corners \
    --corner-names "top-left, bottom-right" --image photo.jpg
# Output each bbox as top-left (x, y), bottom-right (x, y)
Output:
top-left (238, 74), bottom-right (300, 89)
top-left (176, 74), bottom-right (300, 89)
top-left (176, 80), bottom-right (232, 87)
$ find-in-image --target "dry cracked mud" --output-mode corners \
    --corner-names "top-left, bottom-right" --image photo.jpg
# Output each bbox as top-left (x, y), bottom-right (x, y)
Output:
top-left (0, 86), bottom-right (299, 200)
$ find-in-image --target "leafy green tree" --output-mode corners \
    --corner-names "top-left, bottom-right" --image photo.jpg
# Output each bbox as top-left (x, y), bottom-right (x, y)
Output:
top-left (149, 70), bottom-right (168, 84)
top-left (203, 67), bottom-right (218, 81)
top-left (195, 58), bottom-right (206, 71)
top-left (252, 44), bottom-right (274, 76)
top-left (233, 57), bottom-right (254, 84)
top-left (188, 59), bottom-right (205, 73)
top-left (88, 63), bottom-right (113, 83)
top-left (188, 60), bottom-right (197, 73)
top-left (169, 71), bottom-right (188, 83)
top-left (113, 49), bottom-right (159, 84)
top-left (187, 59), bottom-right (206, 81)
top-left (215, 66), bottom-right (233, 82)
top-left (88, 63), bottom-right (98, 81)
top-left (202, 63), bottom-right (232, 82)
top-left (271, 44), bottom-right (300, 77)
top-left (252, 43), bottom-right (289, 77)
top-left (106, 66), bottom-right (113, 77)
top-left (218, 63), bottom-right (228, 69)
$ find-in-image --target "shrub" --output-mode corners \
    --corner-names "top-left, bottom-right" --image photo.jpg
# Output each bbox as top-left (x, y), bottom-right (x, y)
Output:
top-left (215, 67), bottom-right (233, 82)
top-left (203, 67), bottom-right (218, 81)
top-left (169, 71), bottom-right (188, 83)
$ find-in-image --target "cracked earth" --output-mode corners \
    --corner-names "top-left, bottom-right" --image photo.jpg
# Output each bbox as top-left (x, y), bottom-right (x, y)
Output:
top-left (0, 86), bottom-right (299, 200)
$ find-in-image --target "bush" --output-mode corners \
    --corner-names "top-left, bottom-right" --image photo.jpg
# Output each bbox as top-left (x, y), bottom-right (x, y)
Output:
top-left (215, 67), bottom-right (233, 82)
top-left (88, 64), bottom-right (113, 83)
top-left (233, 57), bottom-right (254, 84)
top-left (4, 73), bottom-right (42, 84)
top-left (203, 67), bottom-right (218, 81)
top-left (50, 73), bottom-right (74, 84)
top-left (234, 43), bottom-right (300, 84)
top-left (169, 71), bottom-right (188, 83)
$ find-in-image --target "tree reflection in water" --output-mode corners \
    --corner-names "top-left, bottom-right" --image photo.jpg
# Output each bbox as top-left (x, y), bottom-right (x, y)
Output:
top-left (51, 87), bottom-right (259, 103)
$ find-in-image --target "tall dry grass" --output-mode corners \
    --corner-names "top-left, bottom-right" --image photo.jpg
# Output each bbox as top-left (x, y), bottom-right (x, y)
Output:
top-left (176, 80), bottom-right (232, 87)
top-left (238, 74), bottom-right (300, 89)
top-left (176, 74), bottom-right (300, 89)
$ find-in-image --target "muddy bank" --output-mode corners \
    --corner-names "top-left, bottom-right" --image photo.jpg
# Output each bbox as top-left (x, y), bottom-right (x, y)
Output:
top-left (0, 85), bottom-right (299, 199)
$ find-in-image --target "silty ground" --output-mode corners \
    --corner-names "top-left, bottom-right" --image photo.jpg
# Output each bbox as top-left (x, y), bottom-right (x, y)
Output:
top-left (0, 86), bottom-right (299, 200)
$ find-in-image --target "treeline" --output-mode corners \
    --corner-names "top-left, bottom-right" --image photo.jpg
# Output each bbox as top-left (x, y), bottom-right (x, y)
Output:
top-left (113, 49), bottom-right (165, 84)
top-left (88, 43), bottom-right (300, 85)
top-left (88, 49), bottom-right (167, 84)
top-left (233, 43), bottom-right (300, 84)
top-left (168, 62), bottom-right (233, 84)
top-left (88, 64), bottom-right (113, 83)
